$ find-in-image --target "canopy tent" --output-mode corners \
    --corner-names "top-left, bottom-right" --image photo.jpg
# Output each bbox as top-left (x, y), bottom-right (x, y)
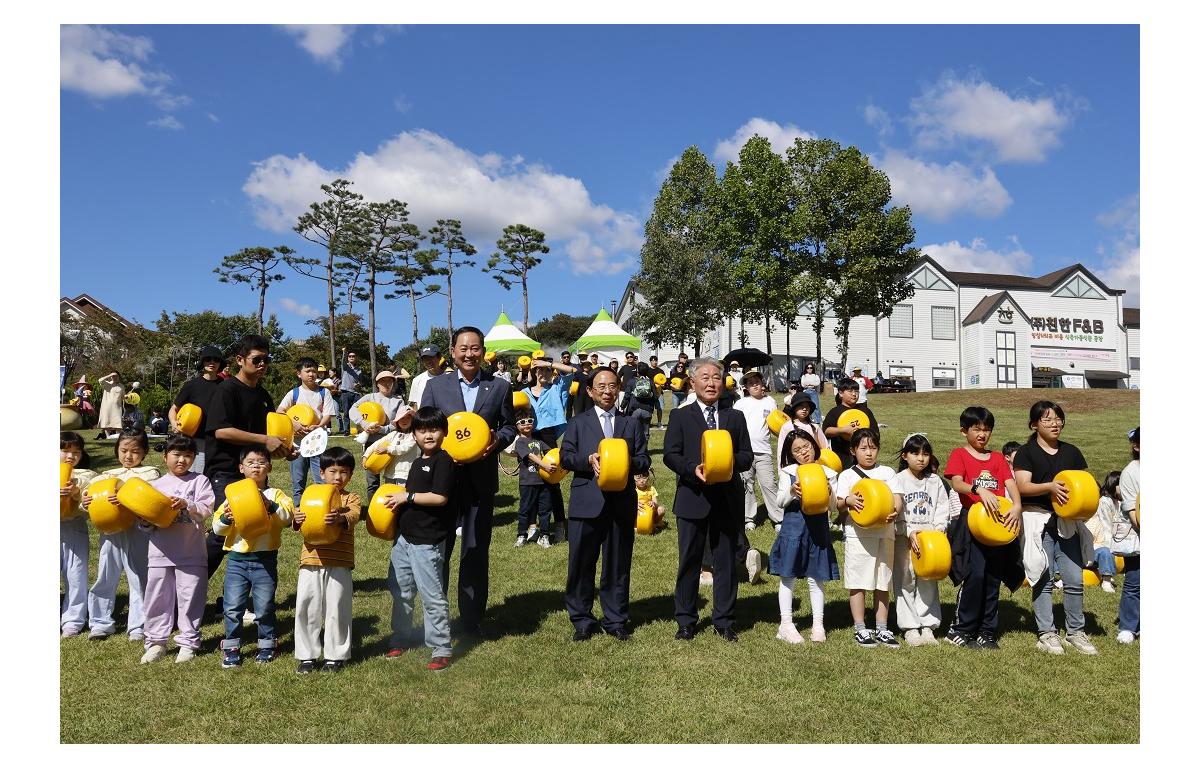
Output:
top-left (483, 311), bottom-right (542, 355)
top-left (568, 308), bottom-right (641, 363)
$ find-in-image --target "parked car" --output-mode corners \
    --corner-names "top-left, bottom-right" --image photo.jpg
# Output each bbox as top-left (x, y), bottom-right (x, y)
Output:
top-left (871, 377), bottom-right (916, 394)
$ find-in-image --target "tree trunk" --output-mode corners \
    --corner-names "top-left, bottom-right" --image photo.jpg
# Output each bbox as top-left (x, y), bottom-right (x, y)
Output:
top-left (367, 265), bottom-right (377, 381)
top-left (409, 286), bottom-right (420, 345)
top-left (446, 259), bottom-right (454, 336)
top-left (813, 296), bottom-right (825, 381)
top-left (786, 320), bottom-right (791, 386)
top-left (836, 312), bottom-right (851, 374)
top-left (326, 247), bottom-right (336, 372)
top-left (521, 270), bottom-right (529, 331)
top-left (257, 279), bottom-right (266, 336)
top-left (763, 309), bottom-right (773, 390)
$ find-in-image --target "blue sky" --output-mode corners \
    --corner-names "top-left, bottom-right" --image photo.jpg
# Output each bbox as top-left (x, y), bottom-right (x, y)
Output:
top-left (60, 24), bottom-right (1139, 354)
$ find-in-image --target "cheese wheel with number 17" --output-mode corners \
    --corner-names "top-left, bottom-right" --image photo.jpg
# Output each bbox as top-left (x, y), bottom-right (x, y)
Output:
top-left (849, 478), bottom-right (893, 528)
top-left (795, 463), bottom-right (831, 515)
top-left (224, 478), bottom-right (271, 540)
top-left (910, 530), bottom-right (952, 580)
top-left (365, 483), bottom-right (405, 540)
top-left (597, 438), bottom-right (630, 491)
top-left (298, 484), bottom-right (343, 546)
top-left (86, 477), bottom-right (134, 534)
top-left (176, 403), bottom-right (202, 436)
top-left (444, 411), bottom-right (490, 464)
top-left (701, 429), bottom-right (734, 484)
top-left (1052, 470), bottom-right (1100, 521)
top-left (358, 401), bottom-right (387, 427)
top-left (117, 477), bottom-right (176, 528)
top-left (967, 497), bottom-right (1017, 546)
top-left (60, 462), bottom-right (74, 520)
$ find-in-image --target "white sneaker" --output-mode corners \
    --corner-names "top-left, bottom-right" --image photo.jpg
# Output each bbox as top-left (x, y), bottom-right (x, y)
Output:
top-left (176, 646), bottom-right (196, 663)
top-left (809, 626), bottom-right (826, 643)
top-left (1065, 632), bottom-right (1099, 655)
top-left (140, 644), bottom-right (167, 664)
top-left (920, 627), bottom-right (939, 645)
top-left (1117, 630), bottom-right (1135, 644)
top-left (243, 610), bottom-right (256, 626)
top-left (745, 549), bottom-right (763, 584)
top-left (537, 535), bottom-right (552, 549)
top-left (514, 535), bottom-right (527, 548)
top-left (904, 629), bottom-right (923, 646)
top-left (699, 570), bottom-right (714, 587)
top-left (1037, 632), bottom-right (1065, 655)
top-left (776, 623), bottom-right (805, 644)
top-left (1101, 580), bottom-right (1116, 593)
top-left (455, 526), bottom-right (463, 537)
top-left (745, 522), bottom-right (756, 531)
top-left (1054, 578), bottom-right (1064, 590)
top-left (773, 523), bottom-right (782, 533)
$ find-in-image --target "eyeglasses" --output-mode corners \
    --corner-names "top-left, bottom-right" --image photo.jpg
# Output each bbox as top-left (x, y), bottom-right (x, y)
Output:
top-left (246, 354), bottom-right (270, 365)
top-left (242, 460), bottom-right (269, 468)
top-left (516, 418), bottom-right (535, 425)
top-left (591, 384), bottom-right (619, 392)
top-left (1039, 417), bottom-right (1064, 425)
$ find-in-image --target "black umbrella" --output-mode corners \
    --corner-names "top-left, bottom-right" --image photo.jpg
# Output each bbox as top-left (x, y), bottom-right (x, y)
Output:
top-left (722, 347), bottom-right (772, 369)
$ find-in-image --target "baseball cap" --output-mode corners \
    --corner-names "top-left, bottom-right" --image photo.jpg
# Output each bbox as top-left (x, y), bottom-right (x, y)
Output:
top-left (419, 345), bottom-right (439, 358)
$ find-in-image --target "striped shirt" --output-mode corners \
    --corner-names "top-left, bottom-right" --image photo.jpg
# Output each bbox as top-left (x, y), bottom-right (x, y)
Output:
top-left (297, 492), bottom-right (361, 570)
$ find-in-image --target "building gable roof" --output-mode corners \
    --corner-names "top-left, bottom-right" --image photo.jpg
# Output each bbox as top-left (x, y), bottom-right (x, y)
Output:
top-left (939, 260), bottom-right (1124, 296)
top-left (1123, 307), bottom-right (1140, 327)
top-left (59, 293), bottom-right (135, 328)
top-left (961, 291), bottom-right (1032, 327)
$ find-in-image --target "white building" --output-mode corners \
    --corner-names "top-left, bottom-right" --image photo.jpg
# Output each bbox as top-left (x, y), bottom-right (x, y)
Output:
top-left (615, 256), bottom-right (1137, 391)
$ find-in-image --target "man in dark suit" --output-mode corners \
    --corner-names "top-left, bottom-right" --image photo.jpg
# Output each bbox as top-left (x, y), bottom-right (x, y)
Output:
top-left (420, 326), bottom-right (516, 637)
top-left (662, 357), bottom-right (753, 641)
top-left (559, 367), bottom-right (651, 642)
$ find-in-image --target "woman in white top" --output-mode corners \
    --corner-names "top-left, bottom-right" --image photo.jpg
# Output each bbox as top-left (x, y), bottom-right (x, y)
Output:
top-left (799, 363), bottom-right (823, 425)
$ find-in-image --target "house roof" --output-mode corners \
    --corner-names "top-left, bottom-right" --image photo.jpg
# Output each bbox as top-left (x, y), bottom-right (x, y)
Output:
top-left (1123, 307), bottom-right (1140, 327)
top-left (941, 261), bottom-right (1124, 296)
top-left (961, 291), bottom-right (1032, 327)
top-left (60, 293), bottom-right (136, 328)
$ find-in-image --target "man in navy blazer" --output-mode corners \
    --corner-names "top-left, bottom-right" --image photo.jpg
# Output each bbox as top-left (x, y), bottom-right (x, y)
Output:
top-left (662, 357), bottom-right (754, 641)
top-left (559, 367), bottom-right (651, 641)
top-left (420, 326), bottom-right (516, 636)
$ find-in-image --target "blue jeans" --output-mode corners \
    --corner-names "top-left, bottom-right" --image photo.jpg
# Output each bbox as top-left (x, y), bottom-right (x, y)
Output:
top-left (290, 455), bottom-right (322, 508)
top-left (518, 484), bottom-right (552, 534)
top-left (673, 391), bottom-right (687, 408)
top-left (1032, 523), bottom-right (1085, 635)
top-left (1119, 555), bottom-right (1140, 633)
top-left (222, 555), bottom-right (278, 649)
top-left (388, 534), bottom-right (452, 657)
top-left (1094, 546), bottom-right (1116, 577)
top-left (338, 392), bottom-right (357, 433)
top-left (803, 388), bottom-right (823, 425)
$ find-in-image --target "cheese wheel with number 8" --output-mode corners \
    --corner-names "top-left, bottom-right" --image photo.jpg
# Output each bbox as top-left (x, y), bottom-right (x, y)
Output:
top-left (286, 404), bottom-right (318, 427)
top-left (597, 438), bottom-right (630, 491)
top-left (365, 483), bottom-right (405, 540)
top-left (701, 429), bottom-right (734, 484)
top-left (444, 411), bottom-right (490, 464)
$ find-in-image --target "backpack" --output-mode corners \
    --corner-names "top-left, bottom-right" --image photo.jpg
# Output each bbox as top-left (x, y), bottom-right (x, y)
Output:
top-left (292, 386), bottom-right (328, 408)
top-left (633, 375), bottom-right (653, 399)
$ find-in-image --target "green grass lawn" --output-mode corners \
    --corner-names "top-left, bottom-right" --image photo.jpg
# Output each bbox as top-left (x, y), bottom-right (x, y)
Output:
top-left (61, 387), bottom-right (1139, 743)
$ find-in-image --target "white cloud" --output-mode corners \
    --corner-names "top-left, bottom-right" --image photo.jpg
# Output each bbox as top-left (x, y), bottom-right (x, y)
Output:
top-left (1094, 194), bottom-right (1140, 304)
top-left (243, 129), bottom-right (644, 276)
top-left (393, 94), bottom-right (412, 113)
top-left (278, 297), bottom-right (320, 320)
top-left (281, 25), bottom-right (355, 68)
top-left (863, 104), bottom-right (892, 136)
top-left (206, 112), bottom-right (220, 123)
top-left (921, 237), bottom-right (1033, 275)
top-left (713, 117), bottom-right (815, 167)
top-left (877, 151), bottom-right (1012, 221)
top-left (910, 73), bottom-right (1073, 163)
top-left (147, 115), bottom-right (182, 131)
top-left (60, 25), bottom-right (187, 111)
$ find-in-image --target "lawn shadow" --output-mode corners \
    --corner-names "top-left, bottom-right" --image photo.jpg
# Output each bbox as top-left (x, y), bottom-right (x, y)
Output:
top-left (354, 576), bottom-right (390, 594)
top-left (736, 592), bottom-right (858, 632)
top-left (629, 591), bottom-right (710, 631)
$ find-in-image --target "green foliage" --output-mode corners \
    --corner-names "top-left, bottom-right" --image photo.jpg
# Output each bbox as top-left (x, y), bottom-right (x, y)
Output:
top-left (387, 246), bottom-right (445, 345)
top-left (428, 218), bottom-right (477, 334)
top-left (485, 224), bottom-right (550, 329)
top-left (212, 245), bottom-right (294, 334)
top-left (392, 326), bottom-right (450, 379)
top-left (526, 313), bottom-right (593, 351)
top-left (134, 382), bottom-right (172, 422)
top-left (299, 313), bottom-right (391, 372)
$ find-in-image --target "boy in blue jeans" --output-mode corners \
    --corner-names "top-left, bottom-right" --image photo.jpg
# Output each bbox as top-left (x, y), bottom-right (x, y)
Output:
top-left (212, 446), bottom-right (294, 667)
top-left (382, 406), bottom-right (459, 670)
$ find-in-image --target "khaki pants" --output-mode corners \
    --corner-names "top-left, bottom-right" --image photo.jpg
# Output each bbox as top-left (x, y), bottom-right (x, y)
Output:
top-left (294, 566), bottom-right (353, 662)
top-left (742, 452), bottom-right (780, 524)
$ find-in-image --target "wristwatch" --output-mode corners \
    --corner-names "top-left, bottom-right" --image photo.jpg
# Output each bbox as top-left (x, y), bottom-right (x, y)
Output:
top-left (406, 491), bottom-right (416, 506)
top-left (970, 479), bottom-right (980, 494)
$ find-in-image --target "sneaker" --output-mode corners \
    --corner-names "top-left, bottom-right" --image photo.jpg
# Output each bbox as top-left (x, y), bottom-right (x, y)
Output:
top-left (1117, 630), bottom-right (1135, 644)
top-left (1101, 580), bottom-right (1116, 593)
top-left (385, 647), bottom-right (408, 659)
top-left (1065, 632), bottom-right (1099, 655)
top-left (514, 535), bottom-right (527, 548)
top-left (243, 610), bottom-right (256, 626)
top-left (904, 629), bottom-right (923, 647)
top-left (128, 630), bottom-right (144, 642)
top-left (920, 627), bottom-right (938, 645)
top-left (455, 526), bottom-right (462, 537)
top-left (323, 659), bottom-right (346, 672)
top-left (875, 628), bottom-right (901, 648)
top-left (222, 648), bottom-right (242, 668)
top-left (699, 570), bottom-right (713, 587)
top-left (809, 626), bottom-right (826, 643)
top-left (1054, 578), bottom-right (1064, 590)
top-left (537, 534), bottom-right (552, 549)
top-left (853, 629), bottom-right (877, 648)
top-left (296, 659), bottom-right (316, 675)
top-left (745, 549), bottom-right (763, 584)
top-left (61, 626), bottom-right (82, 638)
top-left (526, 525), bottom-right (539, 541)
top-left (773, 523), bottom-right (781, 533)
top-left (427, 656), bottom-right (452, 671)
top-left (255, 648), bottom-right (278, 664)
top-left (776, 623), bottom-right (805, 644)
top-left (1037, 632), bottom-right (1065, 655)
top-left (140, 644), bottom-right (167, 664)
top-left (88, 627), bottom-right (113, 641)
top-left (176, 647), bottom-right (196, 663)
top-left (975, 633), bottom-right (999, 651)
top-left (745, 522), bottom-right (756, 531)
top-left (944, 628), bottom-right (973, 648)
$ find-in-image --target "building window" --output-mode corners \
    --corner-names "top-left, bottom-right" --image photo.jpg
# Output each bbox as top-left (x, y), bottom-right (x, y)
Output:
top-left (932, 367), bottom-right (956, 389)
top-left (1130, 356), bottom-right (1140, 370)
top-left (889, 304), bottom-right (913, 338)
top-left (931, 306), bottom-right (956, 340)
top-left (889, 366), bottom-right (913, 379)
top-left (1052, 275), bottom-right (1103, 299)
top-left (996, 331), bottom-right (1017, 389)
top-left (910, 266), bottom-right (953, 290)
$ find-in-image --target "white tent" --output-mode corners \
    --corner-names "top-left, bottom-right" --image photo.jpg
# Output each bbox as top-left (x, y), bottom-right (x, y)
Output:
top-left (483, 311), bottom-right (542, 354)
top-left (568, 308), bottom-right (640, 363)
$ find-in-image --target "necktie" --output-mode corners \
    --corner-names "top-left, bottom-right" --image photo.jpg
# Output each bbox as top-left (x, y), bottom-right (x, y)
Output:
top-left (705, 405), bottom-right (716, 430)
top-left (602, 411), bottom-right (613, 439)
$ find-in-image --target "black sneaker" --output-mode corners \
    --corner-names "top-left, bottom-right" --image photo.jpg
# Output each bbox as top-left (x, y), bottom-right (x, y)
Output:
top-left (255, 648), bottom-right (278, 664)
top-left (945, 628), bottom-right (976, 648)
top-left (853, 629), bottom-right (877, 648)
top-left (295, 659), bottom-right (316, 675)
top-left (874, 628), bottom-right (901, 648)
top-left (975, 634), bottom-right (999, 651)
top-left (323, 659), bottom-right (346, 672)
top-left (221, 648), bottom-right (241, 669)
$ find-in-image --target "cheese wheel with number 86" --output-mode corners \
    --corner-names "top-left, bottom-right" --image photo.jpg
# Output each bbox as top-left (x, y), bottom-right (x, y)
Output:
top-left (444, 411), bottom-right (490, 464)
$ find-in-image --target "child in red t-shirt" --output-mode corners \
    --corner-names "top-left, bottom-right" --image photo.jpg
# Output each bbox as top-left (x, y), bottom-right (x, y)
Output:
top-left (943, 406), bottom-right (1023, 650)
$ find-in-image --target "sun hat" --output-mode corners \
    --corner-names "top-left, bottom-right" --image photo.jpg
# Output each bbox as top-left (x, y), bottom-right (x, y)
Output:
top-left (375, 370), bottom-right (397, 381)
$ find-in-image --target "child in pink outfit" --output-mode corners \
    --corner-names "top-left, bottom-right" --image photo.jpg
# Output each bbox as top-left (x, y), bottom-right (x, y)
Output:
top-left (139, 435), bottom-right (215, 663)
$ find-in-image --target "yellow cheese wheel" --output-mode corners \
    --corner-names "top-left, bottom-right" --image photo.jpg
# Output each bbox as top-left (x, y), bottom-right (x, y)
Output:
top-left (484, 350), bottom-right (496, 363)
top-left (766, 410), bottom-right (789, 436)
top-left (365, 483), bottom-right (404, 541)
top-left (265, 411), bottom-right (294, 446)
top-left (444, 411), bottom-right (490, 464)
top-left (298, 484), bottom-right (343, 546)
top-left (701, 429), bottom-right (734, 484)
top-left (636, 501), bottom-right (656, 535)
top-left (1114, 555), bottom-right (1125, 574)
top-left (836, 408), bottom-right (870, 431)
top-left (670, 377), bottom-right (683, 391)
top-left (1052, 470), bottom-right (1100, 521)
top-left (513, 390), bottom-right (531, 410)
top-left (849, 478), bottom-right (893, 529)
top-left (653, 372), bottom-right (667, 387)
top-left (533, 349), bottom-right (545, 359)
top-left (117, 477), bottom-right (176, 528)
top-left (597, 438), bottom-right (630, 491)
top-left (724, 375), bottom-right (736, 390)
top-left (60, 462), bottom-right (74, 520)
top-left (86, 477), bottom-right (135, 534)
top-left (538, 447), bottom-right (568, 484)
top-left (967, 497), bottom-right (1017, 546)
top-left (363, 450), bottom-right (392, 475)
top-left (518, 355), bottom-right (532, 371)
top-left (286, 403), bottom-right (318, 427)
top-left (1082, 568), bottom-right (1101, 587)
top-left (124, 391), bottom-right (141, 406)
top-left (570, 381), bottom-right (579, 396)
top-left (795, 463), bottom-right (832, 515)
top-left (910, 530), bottom-right (952, 580)
top-left (358, 401), bottom-right (387, 426)
top-left (176, 403), bottom-right (202, 436)
top-left (224, 478), bottom-right (271, 540)
top-left (818, 448), bottom-right (842, 474)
